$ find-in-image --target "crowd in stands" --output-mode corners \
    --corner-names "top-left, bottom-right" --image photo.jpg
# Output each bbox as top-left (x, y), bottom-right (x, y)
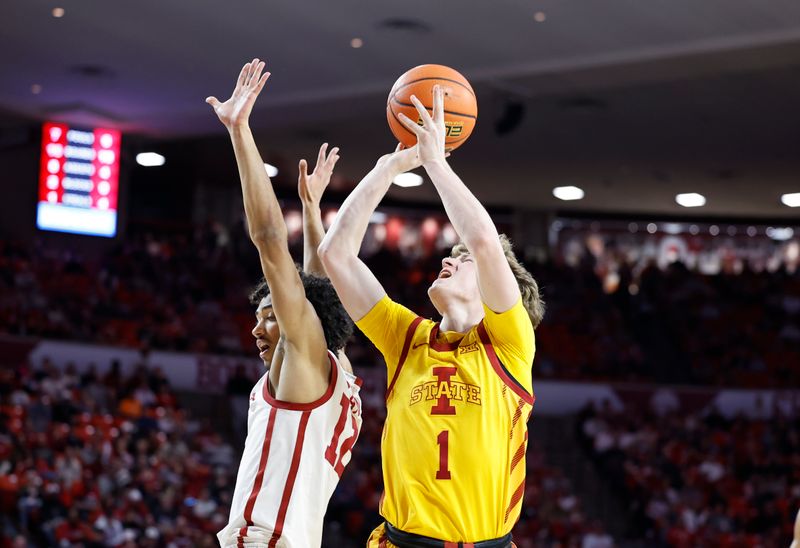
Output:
top-left (2, 221), bottom-right (799, 388)
top-left (0, 359), bottom-right (235, 547)
top-left (0, 358), bottom-right (601, 547)
top-left (535, 257), bottom-right (800, 387)
top-left (578, 400), bottom-right (799, 547)
top-left (2, 220), bottom-right (798, 546)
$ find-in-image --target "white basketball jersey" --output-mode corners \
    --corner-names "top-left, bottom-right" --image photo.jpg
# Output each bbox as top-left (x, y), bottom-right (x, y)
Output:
top-left (217, 351), bottom-right (362, 548)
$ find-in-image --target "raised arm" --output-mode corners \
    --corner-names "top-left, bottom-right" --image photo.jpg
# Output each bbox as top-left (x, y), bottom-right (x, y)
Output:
top-left (298, 143), bottom-right (340, 276)
top-left (318, 145), bottom-right (421, 320)
top-left (397, 86), bottom-right (519, 313)
top-left (206, 59), bottom-right (328, 398)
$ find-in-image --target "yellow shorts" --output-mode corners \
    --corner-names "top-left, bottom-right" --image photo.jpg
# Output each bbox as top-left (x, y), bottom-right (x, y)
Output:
top-left (367, 523), bottom-right (396, 548)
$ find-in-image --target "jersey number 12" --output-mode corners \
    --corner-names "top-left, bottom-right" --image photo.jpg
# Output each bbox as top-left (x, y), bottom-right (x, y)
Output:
top-left (325, 394), bottom-right (358, 477)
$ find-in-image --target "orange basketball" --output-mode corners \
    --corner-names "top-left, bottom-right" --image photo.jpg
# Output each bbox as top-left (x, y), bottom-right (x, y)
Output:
top-left (386, 64), bottom-right (477, 152)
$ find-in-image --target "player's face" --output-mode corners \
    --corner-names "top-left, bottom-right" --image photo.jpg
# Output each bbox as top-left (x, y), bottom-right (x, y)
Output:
top-left (252, 295), bottom-right (280, 367)
top-left (428, 252), bottom-right (480, 303)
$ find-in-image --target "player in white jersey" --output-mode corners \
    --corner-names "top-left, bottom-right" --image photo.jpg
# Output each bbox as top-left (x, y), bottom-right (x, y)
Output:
top-left (207, 58), bottom-right (362, 547)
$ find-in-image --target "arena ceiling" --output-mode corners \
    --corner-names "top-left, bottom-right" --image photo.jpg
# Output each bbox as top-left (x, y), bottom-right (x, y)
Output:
top-left (2, 0), bottom-right (800, 218)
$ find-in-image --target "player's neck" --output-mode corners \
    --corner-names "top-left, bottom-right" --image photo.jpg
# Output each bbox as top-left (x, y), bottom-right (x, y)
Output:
top-left (439, 303), bottom-right (484, 334)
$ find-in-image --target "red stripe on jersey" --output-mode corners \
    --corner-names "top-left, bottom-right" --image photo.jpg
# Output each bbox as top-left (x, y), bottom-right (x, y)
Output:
top-left (268, 410), bottom-right (311, 548)
top-left (386, 317), bottom-right (423, 401)
top-left (238, 406), bottom-right (278, 543)
top-left (325, 394), bottom-right (350, 467)
top-left (510, 397), bottom-right (525, 440)
top-left (504, 480), bottom-right (525, 523)
top-left (477, 322), bottom-right (535, 406)
top-left (509, 432), bottom-right (528, 474)
top-left (334, 412), bottom-right (360, 477)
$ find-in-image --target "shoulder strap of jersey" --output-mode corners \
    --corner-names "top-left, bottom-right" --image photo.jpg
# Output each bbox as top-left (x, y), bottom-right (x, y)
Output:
top-left (476, 321), bottom-right (535, 406)
top-left (332, 350), bottom-right (363, 389)
top-left (385, 316), bottom-right (424, 401)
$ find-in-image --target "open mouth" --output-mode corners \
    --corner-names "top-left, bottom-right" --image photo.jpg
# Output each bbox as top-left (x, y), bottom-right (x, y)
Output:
top-left (438, 270), bottom-right (452, 279)
top-left (257, 342), bottom-right (271, 359)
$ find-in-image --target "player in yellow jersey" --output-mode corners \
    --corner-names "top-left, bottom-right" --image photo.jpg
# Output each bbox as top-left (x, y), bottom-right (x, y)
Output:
top-left (319, 86), bottom-right (544, 547)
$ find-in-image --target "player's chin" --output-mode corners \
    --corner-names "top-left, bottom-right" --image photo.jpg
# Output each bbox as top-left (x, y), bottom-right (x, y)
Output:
top-left (260, 350), bottom-right (274, 367)
top-left (428, 278), bottom-right (448, 294)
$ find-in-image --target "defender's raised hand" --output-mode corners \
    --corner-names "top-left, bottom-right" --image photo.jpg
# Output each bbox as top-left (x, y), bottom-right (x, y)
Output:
top-left (206, 58), bottom-right (270, 130)
top-left (397, 85), bottom-right (447, 167)
top-left (298, 143), bottom-right (340, 206)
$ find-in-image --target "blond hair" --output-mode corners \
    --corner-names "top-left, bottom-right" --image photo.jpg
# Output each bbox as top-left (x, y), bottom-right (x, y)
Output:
top-left (451, 234), bottom-right (545, 328)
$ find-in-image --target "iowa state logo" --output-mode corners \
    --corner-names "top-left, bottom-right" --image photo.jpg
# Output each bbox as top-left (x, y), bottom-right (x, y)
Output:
top-left (409, 366), bottom-right (482, 415)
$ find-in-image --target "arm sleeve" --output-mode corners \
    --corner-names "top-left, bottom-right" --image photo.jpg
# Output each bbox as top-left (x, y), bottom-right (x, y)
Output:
top-left (481, 298), bottom-right (535, 395)
top-left (356, 295), bottom-right (420, 376)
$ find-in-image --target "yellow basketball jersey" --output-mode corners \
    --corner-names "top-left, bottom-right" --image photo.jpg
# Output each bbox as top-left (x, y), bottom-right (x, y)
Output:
top-left (356, 296), bottom-right (535, 542)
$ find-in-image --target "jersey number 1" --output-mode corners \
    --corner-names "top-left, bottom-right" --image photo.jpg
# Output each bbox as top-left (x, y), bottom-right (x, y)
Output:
top-left (436, 430), bottom-right (451, 480)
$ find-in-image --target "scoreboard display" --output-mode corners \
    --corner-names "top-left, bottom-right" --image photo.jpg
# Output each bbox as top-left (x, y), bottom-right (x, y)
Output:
top-left (36, 122), bottom-right (121, 237)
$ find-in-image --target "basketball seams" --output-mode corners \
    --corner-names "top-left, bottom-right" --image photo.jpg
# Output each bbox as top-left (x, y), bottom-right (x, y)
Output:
top-left (387, 101), bottom-right (473, 147)
top-left (390, 98), bottom-right (477, 120)
top-left (392, 76), bottom-right (476, 99)
top-left (386, 102), bottom-right (417, 144)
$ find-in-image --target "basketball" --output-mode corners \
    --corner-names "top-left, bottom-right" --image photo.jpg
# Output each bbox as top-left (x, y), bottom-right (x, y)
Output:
top-left (386, 64), bottom-right (478, 152)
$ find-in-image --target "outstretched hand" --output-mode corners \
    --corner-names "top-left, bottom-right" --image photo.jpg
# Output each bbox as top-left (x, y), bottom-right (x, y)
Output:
top-left (377, 143), bottom-right (422, 176)
top-left (299, 143), bottom-right (340, 206)
top-left (397, 85), bottom-right (448, 167)
top-left (206, 58), bottom-right (270, 130)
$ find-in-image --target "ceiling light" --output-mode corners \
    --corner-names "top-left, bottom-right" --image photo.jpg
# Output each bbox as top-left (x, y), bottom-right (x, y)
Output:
top-left (675, 193), bottom-right (706, 207)
top-left (350, 37), bottom-right (363, 49)
top-left (781, 192), bottom-right (800, 207)
top-left (393, 172), bottom-right (423, 187)
top-left (136, 152), bottom-right (165, 167)
top-left (52, 7), bottom-right (65, 17)
top-left (31, 84), bottom-right (42, 94)
top-left (534, 11), bottom-right (546, 22)
top-left (552, 186), bottom-right (584, 201)
top-left (646, 223), bottom-right (657, 234)
top-left (264, 163), bottom-right (278, 177)
top-left (766, 227), bottom-right (794, 241)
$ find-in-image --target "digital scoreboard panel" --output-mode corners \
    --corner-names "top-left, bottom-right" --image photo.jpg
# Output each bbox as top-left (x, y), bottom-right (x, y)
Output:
top-left (36, 122), bottom-right (121, 237)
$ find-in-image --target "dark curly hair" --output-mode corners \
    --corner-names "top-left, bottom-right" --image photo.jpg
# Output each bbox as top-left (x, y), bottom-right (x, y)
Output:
top-left (249, 269), bottom-right (353, 352)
